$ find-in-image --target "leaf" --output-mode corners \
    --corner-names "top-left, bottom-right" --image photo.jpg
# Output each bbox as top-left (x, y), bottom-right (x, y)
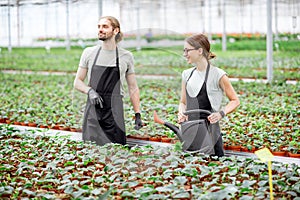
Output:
top-left (108, 173), bottom-right (119, 183)
top-left (224, 185), bottom-right (238, 194)
top-left (0, 164), bottom-right (13, 171)
top-left (182, 167), bottom-right (198, 177)
top-left (127, 162), bottom-right (138, 170)
top-left (103, 165), bottom-right (109, 172)
top-left (208, 162), bottom-right (219, 167)
top-left (156, 184), bottom-right (176, 193)
top-left (173, 176), bottom-right (187, 186)
top-left (239, 173), bottom-right (250, 179)
top-left (202, 189), bottom-right (232, 200)
top-left (90, 188), bottom-right (104, 196)
top-left (71, 180), bottom-right (79, 186)
top-left (240, 187), bottom-right (252, 194)
top-left (239, 195), bottom-right (255, 200)
top-left (210, 186), bottom-right (221, 192)
top-left (64, 185), bottom-right (74, 194)
top-left (125, 181), bottom-right (139, 188)
top-left (199, 165), bottom-right (211, 176)
top-left (22, 189), bottom-right (36, 196)
top-left (286, 191), bottom-right (299, 197)
top-left (112, 158), bottom-right (127, 165)
top-left (72, 188), bottom-right (87, 198)
top-left (64, 161), bottom-right (74, 167)
top-left (241, 180), bottom-right (256, 187)
top-left (257, 180), bottom-right (268, 187)
top-left (36, 193), bottom-right (56, 199)
top-left (0, 186), bottom-right (14, 194)
top-left (81, 185), bottom-right (89, 190)
top-left (145, 194), bottom-right (167, 199)
top-left (24, 182), bottom-right (33, 188)
top-left (172, 190), bottom-right (190, 198)
top-left (228, 166), bottom-right (239, 176)
top-left (121, 190), bottom-right (134, 198)
top-left (162, 169), bottom-right (173, 179)
top-left (294, 182), bottom-right (300, 193)
top-left (288, 176), bottom-right (300, 183)
top-left (135, 187), bottom-right (155, 196)
top-left (203, 178), bottom-right (217, 188)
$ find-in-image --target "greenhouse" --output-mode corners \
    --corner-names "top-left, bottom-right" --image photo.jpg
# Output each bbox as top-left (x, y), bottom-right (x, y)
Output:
top-left (0, 0), bottom-right (300, 199)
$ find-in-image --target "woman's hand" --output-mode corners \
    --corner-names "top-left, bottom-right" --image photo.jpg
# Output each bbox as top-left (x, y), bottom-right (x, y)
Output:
top-left (178, 112), bottom-right (188, 123)
top-left (207, 112), bottom-right (223, 124)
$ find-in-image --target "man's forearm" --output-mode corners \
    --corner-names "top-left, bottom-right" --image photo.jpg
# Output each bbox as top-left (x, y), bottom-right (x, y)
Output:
top-left (74, 78), bottom-right (90, 94)
top-left (129, 87), bottom-right (141, 113)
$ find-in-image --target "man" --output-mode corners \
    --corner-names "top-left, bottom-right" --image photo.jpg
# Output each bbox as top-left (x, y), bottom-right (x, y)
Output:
top-left (74, 16), bottom-right (143, 146)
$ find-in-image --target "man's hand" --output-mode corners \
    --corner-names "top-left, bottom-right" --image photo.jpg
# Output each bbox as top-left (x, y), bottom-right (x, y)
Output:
top-left (134, 113), bottom-right (143, 130)
top-left (88, 88), bottom-right (103, 108)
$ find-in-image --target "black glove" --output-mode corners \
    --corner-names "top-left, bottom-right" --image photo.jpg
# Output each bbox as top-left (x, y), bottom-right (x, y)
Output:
top-left (134, 113), bottom-right (143, 130)
top-left (88, 88), bottom-right (103, 108)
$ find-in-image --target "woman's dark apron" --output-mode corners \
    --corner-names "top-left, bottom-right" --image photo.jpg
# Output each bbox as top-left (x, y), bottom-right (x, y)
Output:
top-left (82, 47), bottom-right (126, 146)
top-left (186, 64), bottom-right (224, 156)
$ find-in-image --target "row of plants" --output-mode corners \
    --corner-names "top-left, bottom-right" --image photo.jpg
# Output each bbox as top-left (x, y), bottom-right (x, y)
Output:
top-left (0, 73), bottom-right (84, 131)
top-left (212, 33), bottom-right (300, 41)
top-left (1, 41), bottom-right (299, 81)
top-left (35, 37), bottom-right (98, 43)
top-left (0, 72), bottom-right (299, 156)
top-left (34, 32), bottom-right (299, 42)
top-left (0, 124), bottom-right (299, 199)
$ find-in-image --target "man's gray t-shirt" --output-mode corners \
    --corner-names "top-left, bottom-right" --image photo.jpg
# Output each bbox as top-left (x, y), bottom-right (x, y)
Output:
top-left (79, 45), bottom-right (135, 96)
top-left (182, 65), bottom-right (227, 111)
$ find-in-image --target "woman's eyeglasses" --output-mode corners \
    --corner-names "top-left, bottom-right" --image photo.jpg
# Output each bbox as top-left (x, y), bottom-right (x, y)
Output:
top-left (183, 48), bottom-right (198, 54)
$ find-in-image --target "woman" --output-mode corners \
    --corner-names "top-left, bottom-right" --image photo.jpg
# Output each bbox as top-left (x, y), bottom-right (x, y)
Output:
top-left (178, 34), bottom-right (240, 157)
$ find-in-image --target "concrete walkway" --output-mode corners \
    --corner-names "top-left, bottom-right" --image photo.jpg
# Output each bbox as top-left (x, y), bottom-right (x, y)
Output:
top-left (2, 123), bottom-right (299, 166)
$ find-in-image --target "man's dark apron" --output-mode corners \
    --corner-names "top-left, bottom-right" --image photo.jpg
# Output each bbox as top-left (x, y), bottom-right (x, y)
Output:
top-left (82, 47), bottom-right (126, 145)
top-left (186, 64), bottom-right (224, 156)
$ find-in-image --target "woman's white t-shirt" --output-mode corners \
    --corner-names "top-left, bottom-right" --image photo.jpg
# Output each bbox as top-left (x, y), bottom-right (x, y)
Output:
top-left (182, 65), bottom-right (227, 111)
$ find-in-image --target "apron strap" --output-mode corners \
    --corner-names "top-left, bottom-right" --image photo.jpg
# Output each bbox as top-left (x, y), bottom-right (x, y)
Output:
top-left (92, 46), bottom-right (102, 66)
top-left (116, 47), bottom-right (119, 67)
top-left (186, 68), bottom-right (196, 83)
top-left (204, 63), bottom-right (210, 83)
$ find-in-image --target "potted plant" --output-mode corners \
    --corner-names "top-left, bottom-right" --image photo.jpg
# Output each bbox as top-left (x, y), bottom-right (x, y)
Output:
top-left (161, 131), bottom-right (173, 143)
top-left (270, 144), bottom-right (287, 157)
top-left (287, 141), bottom-right (300, 158)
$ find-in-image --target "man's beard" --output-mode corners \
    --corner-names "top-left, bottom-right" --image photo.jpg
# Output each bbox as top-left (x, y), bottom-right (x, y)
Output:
top-left (98, 32), bottom-right (113, 41)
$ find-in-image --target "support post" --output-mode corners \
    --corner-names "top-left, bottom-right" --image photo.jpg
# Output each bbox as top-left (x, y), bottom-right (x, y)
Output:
top-left (66, 0), bottom-right (70, 51)
top-left (7, 0), bottom-right (12, 53)
top-left (267, 0), bottom-right (273, 83)
top-left (136, 0), bottom-right (141, 51)
top-left (98, 0), bottom-right (102, 19)
top-left (208, 0), bottom-right (212, 41)
top-left (222, 0), bottom-right (226, 51)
